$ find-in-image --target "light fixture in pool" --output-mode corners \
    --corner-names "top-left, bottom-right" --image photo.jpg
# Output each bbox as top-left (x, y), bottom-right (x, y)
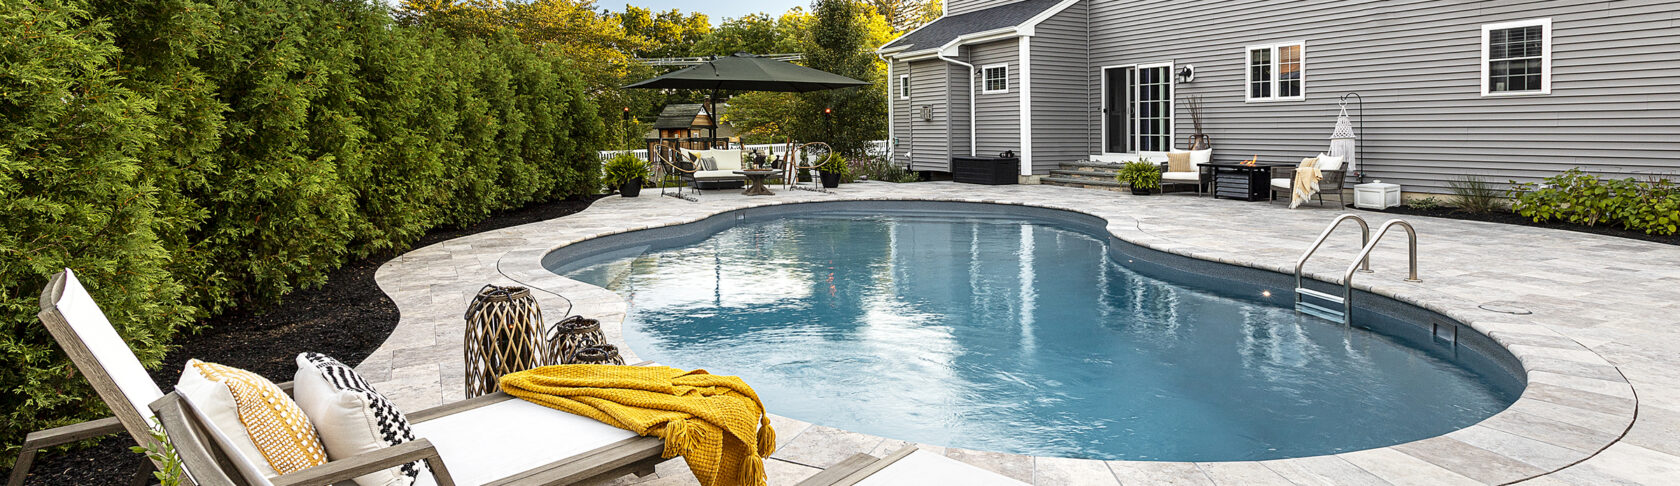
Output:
top-left (552, 204), bottom-right (1522, 462)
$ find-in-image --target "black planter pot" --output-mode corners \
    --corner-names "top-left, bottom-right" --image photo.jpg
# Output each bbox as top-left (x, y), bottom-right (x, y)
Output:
top-left (820, 171), bottom-right (841, 188)
top-left (1131, 186), bottom-right (1152, 196)
top-left (619, 177), bottom-right (643, 197)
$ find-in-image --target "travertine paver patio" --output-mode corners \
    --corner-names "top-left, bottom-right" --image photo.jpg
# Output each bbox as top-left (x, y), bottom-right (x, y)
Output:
top-left (361, 181), bottom-right (1680, 485)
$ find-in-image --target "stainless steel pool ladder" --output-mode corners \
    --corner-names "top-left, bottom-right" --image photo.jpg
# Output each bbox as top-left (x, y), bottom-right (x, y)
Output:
top-left (1294, 214), bottom-right (1421, 325)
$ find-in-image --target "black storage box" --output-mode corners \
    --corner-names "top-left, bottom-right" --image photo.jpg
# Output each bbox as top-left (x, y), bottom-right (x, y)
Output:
top-left (952, 156), bottom-right (1020, 185)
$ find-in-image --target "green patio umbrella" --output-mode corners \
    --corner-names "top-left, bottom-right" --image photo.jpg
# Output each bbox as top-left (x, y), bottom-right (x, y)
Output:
top-left (623, 53), bottom-right (872, 144)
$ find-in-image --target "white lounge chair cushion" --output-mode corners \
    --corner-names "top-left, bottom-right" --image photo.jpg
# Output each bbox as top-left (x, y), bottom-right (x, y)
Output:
top-left (694, 170), bottom-right (745, 180)
top-left (294, 353), bottom-right (426, 486)
top-left (411, 399), bottom-right (639, 486)
top-left (1272, 178), bottom-right (1293, 189)
top-left (49, 270), bottom-right (166, 427)
top-left (1162, 171), bottom-right (1200, 182)
top-left (856, 450), bottom-right (1029, 486)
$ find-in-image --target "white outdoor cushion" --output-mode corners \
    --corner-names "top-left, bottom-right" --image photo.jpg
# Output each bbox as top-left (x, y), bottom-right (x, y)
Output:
top-left (709, 150), bottom-right (743, 171)
top-left (295, 353), bottom-right (425, 486)
top-left (856, 450), bottom-right (1028, 486)
top-left (1162, 171), bottom-right (1199, 182)
top-left (1272, 178), bottom-right (1293, 189)
top-left (411, 399), bottom-right (638, 486)
top-left (693, 170), bottom-right (744, 180)
top-left (1315, 153), bottom-right (1345, 171)
top-left (1189, 148), bottom-right (1212, 167)
top-left (50, 270), bottom-right (166, 429)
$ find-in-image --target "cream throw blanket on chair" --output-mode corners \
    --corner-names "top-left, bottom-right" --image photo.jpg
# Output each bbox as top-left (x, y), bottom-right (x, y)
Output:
top-left (1290, 157), bottom-right (1322, 209)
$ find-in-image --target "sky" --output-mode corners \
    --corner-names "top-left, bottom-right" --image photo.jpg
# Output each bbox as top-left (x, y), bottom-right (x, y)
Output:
top-left (611, 0), bottom-right (811, 23)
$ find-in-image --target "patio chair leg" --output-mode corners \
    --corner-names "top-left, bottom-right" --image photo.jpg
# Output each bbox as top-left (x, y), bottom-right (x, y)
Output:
top-left (129, 462), bottom-right (156, 486)
top-left (8, 448), bottom-right (36, 486)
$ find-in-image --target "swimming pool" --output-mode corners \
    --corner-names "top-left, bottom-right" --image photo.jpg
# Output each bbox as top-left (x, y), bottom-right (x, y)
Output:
top-left (550, 202), bottom-right (1524, 462)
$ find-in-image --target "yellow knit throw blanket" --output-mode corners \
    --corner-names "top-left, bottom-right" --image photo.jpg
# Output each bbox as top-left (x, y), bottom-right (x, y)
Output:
top-left (499, 365), bottom-right (776, 486)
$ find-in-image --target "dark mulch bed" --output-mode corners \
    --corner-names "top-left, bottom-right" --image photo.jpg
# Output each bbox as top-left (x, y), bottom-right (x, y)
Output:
top-left (10, 195), bottom-right (602, 486)
top-left (1371, 204), bottom-right (1680, 247)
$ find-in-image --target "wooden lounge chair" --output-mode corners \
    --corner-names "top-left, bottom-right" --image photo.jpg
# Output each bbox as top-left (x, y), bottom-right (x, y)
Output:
top-left (21, 269), bottom-right (664, 486)
top-left (796, 446), bottom-right (1028, 486)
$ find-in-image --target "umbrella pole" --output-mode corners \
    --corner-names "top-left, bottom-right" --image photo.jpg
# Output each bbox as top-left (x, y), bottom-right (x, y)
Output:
top-left (709, 88), bottom-right (719, 148)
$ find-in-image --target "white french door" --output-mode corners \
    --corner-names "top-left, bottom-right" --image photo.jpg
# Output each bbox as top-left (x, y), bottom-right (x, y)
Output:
top-left (1102, 63), bottom-right (1174, 154)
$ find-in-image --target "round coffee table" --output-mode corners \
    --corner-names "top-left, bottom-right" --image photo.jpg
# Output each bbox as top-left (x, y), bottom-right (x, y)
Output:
top-left (735, 170), bottom-right (777, 196)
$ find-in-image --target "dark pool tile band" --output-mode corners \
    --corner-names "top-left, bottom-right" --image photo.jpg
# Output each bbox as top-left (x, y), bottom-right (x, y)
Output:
top-left (520, 197), bottom-right (1634, 483)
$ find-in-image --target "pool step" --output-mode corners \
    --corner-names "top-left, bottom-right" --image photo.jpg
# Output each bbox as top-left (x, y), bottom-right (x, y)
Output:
top-left (1295, 287), bottom-right (1346, 322)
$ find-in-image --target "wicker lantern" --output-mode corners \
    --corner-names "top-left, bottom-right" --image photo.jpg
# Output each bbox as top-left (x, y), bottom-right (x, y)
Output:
top-left (462, 285), bottom-right (552, 398)
top-left (1329, 103), bottom-right (1358, 181)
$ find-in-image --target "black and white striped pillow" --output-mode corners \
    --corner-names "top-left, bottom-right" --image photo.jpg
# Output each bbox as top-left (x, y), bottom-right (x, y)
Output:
top-left (294, 353), bottom-right (427, 486)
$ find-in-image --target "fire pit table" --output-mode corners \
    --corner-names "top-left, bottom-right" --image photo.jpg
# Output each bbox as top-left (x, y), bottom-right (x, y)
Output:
top-left (1205, 162), bottom-right (1290, 201)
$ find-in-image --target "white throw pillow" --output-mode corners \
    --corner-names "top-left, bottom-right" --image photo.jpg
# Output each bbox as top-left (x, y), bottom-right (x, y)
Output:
top-left (176, 360), bottom-right (329, 483)
top-left (294, 353), bottom-right (428, 486)
top-left (1315, 153), bottom-right (1345, 171)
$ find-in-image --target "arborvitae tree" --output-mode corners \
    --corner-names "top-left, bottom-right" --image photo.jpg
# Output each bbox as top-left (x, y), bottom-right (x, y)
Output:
top-left (797, 0), bottom-right (888, 159)
top-left (0, 0), bottom-right (190, 462)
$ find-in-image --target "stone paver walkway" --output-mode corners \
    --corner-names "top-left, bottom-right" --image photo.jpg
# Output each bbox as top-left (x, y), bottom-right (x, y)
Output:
top-left (363, 182), bottom-right (1680, 485)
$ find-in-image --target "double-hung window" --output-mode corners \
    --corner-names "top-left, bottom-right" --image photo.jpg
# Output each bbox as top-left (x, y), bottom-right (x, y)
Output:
top-left (982, 64), bottom-right (1009, 94)
top-left (899, 74), bottom-right (910, 99)
top-left (1245, 42), bottom-right (1305, 102)
top-left (1483, 18), bottom-right (1551, 96)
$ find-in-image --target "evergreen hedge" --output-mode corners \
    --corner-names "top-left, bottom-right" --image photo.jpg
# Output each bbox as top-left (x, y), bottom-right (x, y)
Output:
top-left (0, 0), bottom-right (605, 464)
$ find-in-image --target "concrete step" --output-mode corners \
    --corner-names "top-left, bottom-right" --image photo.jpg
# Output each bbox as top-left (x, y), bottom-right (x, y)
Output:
top-left (1048, 169), bottom-right (1119, 183)
top-left (1041, 176), bottom-right (1127, 192)
top-left (1060, 160), bottom-right (1126, 170)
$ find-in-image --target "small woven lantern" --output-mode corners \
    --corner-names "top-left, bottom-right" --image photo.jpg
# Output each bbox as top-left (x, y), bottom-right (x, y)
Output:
top-left (548, 316), bottom-right (606, 364)
top-left (462, 285), bottom-right (551, 398)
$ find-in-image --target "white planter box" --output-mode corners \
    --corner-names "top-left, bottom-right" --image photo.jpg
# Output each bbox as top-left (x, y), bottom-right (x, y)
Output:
top-left (1354, 182), bottom-right (1401, 210)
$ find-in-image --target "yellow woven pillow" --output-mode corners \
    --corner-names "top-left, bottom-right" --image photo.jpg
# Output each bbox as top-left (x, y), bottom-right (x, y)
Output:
top-left (177, 359), bottom-right (328, 478)
top-left (1167, 151), bottom-right (1194, 172)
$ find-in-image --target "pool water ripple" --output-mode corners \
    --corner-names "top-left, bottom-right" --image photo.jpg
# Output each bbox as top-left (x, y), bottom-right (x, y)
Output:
top-left (561, 211), bottom-right (1519, 462)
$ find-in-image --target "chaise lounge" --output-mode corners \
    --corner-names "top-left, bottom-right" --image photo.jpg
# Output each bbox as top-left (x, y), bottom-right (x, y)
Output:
top-left (21, 269), bottom-right (665, 486)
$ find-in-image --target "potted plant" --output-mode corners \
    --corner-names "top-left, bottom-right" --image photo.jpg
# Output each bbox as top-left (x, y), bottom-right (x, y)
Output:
top-left (602, 153), bottom-right (649, 197)
top-left (1117, 159), bottom-right (1161, 195)
top-left (817, 153), bottom-right (848, 188)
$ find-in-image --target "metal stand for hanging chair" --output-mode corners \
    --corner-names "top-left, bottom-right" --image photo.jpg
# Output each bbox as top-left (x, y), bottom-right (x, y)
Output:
top-left (653, 145), bottom-right (700, 202)
top-left (784, 141), bottom-right (834, 194)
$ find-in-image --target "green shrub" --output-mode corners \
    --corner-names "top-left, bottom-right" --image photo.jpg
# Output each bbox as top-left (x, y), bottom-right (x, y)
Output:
top-left (602, 153), bottom-right (650, 189)
top-left (1511, 169), bottom-right (1680, 235)
top-left (1448, 175), bottom-right (1505, 214)
top-left (854, 156), bottom-right (919, 183)
top-left (1, 0), bottom-right (190, 463)
top-left (1117, 160), bottom-right (1162, 190)
top-left (1407, 196), bottom-right (1446, 211)
top-left (0, 0), bottom-right (608, 464)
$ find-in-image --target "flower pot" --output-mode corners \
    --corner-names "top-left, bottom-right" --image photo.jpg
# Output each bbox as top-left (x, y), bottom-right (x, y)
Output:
top-left (619, 177), bottom-right (642, 197)
top-left (1131, 186), bottom-right (1152, 196)
top-left (820, 171), bottom-right (841, 188)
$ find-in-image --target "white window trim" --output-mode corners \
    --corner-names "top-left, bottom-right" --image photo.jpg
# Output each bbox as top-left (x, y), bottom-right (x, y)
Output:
top-left (1243, 41), bottom-right (1307, 103)
top-left (981, 63), bottom-right (1010, 94)
top-left (899, 74), bottom-right (910, 99)
top-left (1481, 18), bottom-right (1552, 97)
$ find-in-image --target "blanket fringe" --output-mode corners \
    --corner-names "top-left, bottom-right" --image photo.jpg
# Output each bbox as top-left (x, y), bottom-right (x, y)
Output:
top-left (663, 418), bottom-right (698, 459)
top-left (741, 455), bottom-right (766, 486)
top-left (756, 418), bottom-right (776, 456)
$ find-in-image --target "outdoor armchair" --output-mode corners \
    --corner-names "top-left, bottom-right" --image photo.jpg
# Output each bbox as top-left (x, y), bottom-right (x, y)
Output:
top-left (1271, 157), bottom-right (1348, 206)
top-left (23, 269), bottom-right (665, 486)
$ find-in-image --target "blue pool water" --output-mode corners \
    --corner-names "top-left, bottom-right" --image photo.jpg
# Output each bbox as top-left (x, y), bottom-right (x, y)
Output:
top-left (559, 210), bottom-right (1520, 461)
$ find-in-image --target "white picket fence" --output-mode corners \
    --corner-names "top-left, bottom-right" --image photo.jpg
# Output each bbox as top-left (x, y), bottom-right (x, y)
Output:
top-left (599, 140), bottom-right (889, 162)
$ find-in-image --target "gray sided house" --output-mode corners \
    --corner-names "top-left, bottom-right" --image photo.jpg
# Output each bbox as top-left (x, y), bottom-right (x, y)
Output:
top-left (879, 0), bottom-right (1680, 193)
